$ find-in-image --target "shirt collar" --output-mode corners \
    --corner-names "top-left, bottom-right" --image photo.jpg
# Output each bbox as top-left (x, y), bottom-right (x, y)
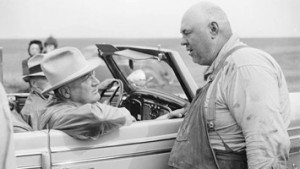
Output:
top-left (204, 34), bottom-right (244, 81)
top-left (32, 87), bottom-right (52, 100)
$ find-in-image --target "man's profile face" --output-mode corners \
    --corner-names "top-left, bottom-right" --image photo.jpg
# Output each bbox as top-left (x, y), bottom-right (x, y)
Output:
top-left (67, 71), bottom-right (100, 105)
top-left (180, 12), bottom-right (215, 66)
top-left (30, 76), bottom-right (49, 91)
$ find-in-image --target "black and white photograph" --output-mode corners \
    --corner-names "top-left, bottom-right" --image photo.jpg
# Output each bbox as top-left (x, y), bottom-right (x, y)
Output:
top-left (0, 0), bottom-right (299, 168)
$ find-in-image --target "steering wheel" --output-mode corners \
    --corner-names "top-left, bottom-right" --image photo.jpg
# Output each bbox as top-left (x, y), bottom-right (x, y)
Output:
top-left (100, 79), bottom-right (124, 107)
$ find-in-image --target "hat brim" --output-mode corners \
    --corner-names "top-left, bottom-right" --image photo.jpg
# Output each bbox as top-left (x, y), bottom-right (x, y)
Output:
top-left (22, 72), bottom-right (45, 81)
top-left (42, 57), bottom-right (102, 94)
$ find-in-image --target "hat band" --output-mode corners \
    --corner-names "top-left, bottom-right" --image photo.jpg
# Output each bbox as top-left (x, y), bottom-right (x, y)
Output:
top-left (29, 65), bottom-right (43, 74)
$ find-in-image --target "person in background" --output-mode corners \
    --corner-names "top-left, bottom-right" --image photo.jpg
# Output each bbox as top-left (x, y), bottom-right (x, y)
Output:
top-left (43, 36), bottom-right (58, 53)
top-left (22, 40), bottom-right (43, 82)
top-left (0, 83), bottom-right (17, 169)
top-left (20, 54), bottom-right (51, 130)
top-left (169, 1), bottom-right (291, 169)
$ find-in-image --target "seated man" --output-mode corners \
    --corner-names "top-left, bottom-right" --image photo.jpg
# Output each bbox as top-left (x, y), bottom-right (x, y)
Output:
top-left (21, 54), bottom-right (51, 130)
top-left (38, 47), bottom-right (137, 140)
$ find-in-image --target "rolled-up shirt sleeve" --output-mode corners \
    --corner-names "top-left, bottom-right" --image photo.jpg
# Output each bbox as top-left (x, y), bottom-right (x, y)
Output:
top-left (225, 65), bottom-right (290, 169)
top-left (92, 103), bottom-right (136, 126)
top-left (47, 103), bottom-right (135, 140)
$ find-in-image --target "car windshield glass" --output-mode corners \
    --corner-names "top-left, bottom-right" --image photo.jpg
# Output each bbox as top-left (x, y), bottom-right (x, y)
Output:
top-left (112, 54), bottom-right (187, 99)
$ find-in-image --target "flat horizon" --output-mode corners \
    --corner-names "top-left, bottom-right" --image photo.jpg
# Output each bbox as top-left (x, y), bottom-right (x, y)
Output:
top-left (1, 37), bottom-right (300, 40)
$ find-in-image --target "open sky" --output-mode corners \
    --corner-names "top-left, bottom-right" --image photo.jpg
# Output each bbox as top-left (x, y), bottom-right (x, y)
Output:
top-left (0, 0), bottom-right (299, 39)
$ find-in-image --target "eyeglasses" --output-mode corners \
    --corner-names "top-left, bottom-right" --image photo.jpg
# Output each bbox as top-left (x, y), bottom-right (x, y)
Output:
top-left (81, 71), bottom-right (97, 82)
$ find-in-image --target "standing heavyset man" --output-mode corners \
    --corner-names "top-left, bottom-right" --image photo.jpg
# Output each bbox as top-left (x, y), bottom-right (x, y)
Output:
top-left (169, 1), bottom-right (291, 169)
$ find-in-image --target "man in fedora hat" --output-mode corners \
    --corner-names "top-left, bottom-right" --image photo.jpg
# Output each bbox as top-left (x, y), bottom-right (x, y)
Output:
top-left (38, 47), bottom-right (136, 140)
top-left (20, 54), bottom-right (51, 131)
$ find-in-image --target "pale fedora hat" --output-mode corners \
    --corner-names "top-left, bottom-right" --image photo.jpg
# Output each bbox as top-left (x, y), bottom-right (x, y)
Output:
top-left (41, 47), bottom-right (101, 93)
top-left (22, 54), bottom-right (45, 81)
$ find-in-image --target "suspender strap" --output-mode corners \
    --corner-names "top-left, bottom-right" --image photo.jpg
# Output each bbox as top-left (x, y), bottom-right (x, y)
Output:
top-left (206, 45), bottom-right (247, 130)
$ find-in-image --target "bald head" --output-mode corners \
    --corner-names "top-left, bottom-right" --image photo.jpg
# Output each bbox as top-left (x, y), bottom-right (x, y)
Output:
top-left (182, 1), bottom-right (232, 37)
top-left (180, 1), bottom-right (232, 65)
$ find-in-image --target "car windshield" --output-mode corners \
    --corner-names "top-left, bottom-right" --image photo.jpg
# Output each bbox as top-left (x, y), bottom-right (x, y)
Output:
top-left (82, 45), bottom-right (188, 100)
top-left (114, 54), bottom-right (187, 98)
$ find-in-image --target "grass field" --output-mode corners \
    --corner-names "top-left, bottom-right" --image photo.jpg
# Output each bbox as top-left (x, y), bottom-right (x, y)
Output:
top-left (1, 37), bottom-right (299, 93)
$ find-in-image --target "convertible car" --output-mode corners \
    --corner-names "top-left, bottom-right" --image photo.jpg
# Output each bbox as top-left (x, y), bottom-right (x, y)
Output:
top-left (10, 44), bottom-right (300, 169)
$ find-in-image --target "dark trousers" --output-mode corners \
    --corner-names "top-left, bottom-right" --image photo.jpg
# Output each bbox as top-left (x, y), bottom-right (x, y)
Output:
top-left (214, 149), bottom-right (248, 169)
top-left (169, 150), bottom-right (248, 169)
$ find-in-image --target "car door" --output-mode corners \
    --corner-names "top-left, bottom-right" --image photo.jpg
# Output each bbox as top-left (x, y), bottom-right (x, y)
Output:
top-left (14, 131), bottom-right (51, 169)
top-left (48, 119), bottom-right (182, 169)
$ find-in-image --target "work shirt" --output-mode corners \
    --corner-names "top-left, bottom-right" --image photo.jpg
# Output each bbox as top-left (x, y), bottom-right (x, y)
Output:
top-left (0, 83), bottom-right (17, 169)
top-left (204, 34), bottom-right (291, 168)
top-left (21, 87), bottom-right (50, 130)
top-left (11, 109), bottom-right (33, 132)
top-left (38, 101), bottom-right (136, 140)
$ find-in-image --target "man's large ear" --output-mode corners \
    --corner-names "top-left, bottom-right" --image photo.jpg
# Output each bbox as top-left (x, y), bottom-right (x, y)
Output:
top-left (58, 86), bottom-right (71, 99)
top-left (209, 21), bottom-right (219, 39)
